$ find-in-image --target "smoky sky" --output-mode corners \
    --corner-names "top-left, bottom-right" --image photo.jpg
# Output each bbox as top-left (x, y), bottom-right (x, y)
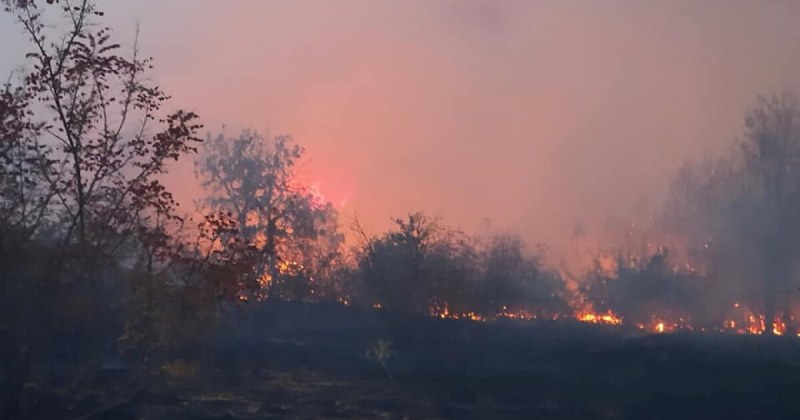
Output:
top-left (2, 0), bottom-right (800, 254)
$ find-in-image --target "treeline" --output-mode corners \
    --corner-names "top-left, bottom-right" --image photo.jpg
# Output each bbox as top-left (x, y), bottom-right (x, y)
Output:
top-left (193, 130), bottom-right (571, 319)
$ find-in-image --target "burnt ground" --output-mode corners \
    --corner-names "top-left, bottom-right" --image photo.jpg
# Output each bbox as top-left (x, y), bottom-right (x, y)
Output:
top-left (20, 302), bottom-right (800, 419)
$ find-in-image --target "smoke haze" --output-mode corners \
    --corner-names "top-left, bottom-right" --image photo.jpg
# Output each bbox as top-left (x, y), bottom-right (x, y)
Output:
top-left (2, 0), bottom-right (800, 253)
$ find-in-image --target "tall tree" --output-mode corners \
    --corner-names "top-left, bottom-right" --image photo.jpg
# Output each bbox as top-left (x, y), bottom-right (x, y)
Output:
top-left (1, 1), bottom-right (202, 415)
top-left (196, 130), bottom-right (342, 300)
top-left (740, 93), bottom-right (800, 332)
top-left (664, 93), bottom-right (800, 334)
top-left (9, 0), bottom-right (201, 276)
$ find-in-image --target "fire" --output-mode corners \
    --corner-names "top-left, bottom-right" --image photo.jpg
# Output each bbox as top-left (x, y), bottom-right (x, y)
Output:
top-left (430, 303), bottom-right (485, 321)
top-left (496, 306), bottom-right (537, 321)
top-left (577, 311), bottom-right (623, 326)
top-left (773, 321), bottom-right (786, 336)
top-left (373, 298), bottom-right (800, 338)
top-left (258, 272), bottom-right (272, 287)
top-left (277, 260), bottom-right (304, 276)
top-left (719, 304), bottom-right (800, 336)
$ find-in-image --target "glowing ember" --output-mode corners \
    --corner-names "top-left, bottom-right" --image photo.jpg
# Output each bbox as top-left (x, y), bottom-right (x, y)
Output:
top-left (430, 303), bottom-right (486, 321)
top-left (496, 308), bottom-right (536, 321)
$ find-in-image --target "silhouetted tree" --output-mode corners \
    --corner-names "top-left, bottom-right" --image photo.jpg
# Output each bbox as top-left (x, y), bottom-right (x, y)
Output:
top-left (195, 130), bottom-right (343, 301)
top-left (356, 213), bottom-right (462, 314)
top-left (664, 92), bottom-right (800, 334)
top-left (355, 214), bottom-right (570, 317)
top-left (0, 77), bottom-right (53, 420)
top-left (1, 1), bottom-right (203, 415)
top-left (581, 248), bottom-right (711, 328)
top-left (477, 234), bottom-right (569, 318)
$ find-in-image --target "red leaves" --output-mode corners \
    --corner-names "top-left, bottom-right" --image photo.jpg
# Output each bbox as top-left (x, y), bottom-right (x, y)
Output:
top-left (2, 0), bottom-right (206, 274)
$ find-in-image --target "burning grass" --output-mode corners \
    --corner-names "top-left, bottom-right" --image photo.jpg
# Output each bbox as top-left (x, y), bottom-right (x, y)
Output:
top-left (407, 300), bottom-right (800, 337)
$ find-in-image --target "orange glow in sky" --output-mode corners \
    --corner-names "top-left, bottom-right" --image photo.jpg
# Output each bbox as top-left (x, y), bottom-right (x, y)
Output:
top-left (5, 1), bottom-right (798, 254)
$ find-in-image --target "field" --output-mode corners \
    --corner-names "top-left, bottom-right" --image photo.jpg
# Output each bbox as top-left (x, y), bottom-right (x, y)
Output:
top-left (24, 302), bottom-right (800, 419)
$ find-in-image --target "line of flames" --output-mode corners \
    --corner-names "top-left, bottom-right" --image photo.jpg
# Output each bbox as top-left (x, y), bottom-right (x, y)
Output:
top-left (318, 301), bottom-right (796, 338)
top-left (324, 296), bottom-right (799, 337)
top-left (358, 301), bottom-right (799, 337)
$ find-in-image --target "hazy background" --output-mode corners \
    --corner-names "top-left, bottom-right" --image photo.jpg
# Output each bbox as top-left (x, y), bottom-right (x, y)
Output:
top-left (2, 0), bottom-right (799, 255)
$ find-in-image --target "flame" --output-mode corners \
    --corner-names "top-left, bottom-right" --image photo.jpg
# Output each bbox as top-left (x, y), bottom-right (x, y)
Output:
top-left (577, 311), bottom-right (623, 325)
top-left (496, 306), bottom-right (537, 321)
top-left (258, 272), bottom-right (272, 287)
top-left (368, 297), bottom-right (800, 339)
top-left (354, 296), bottom-right (800, 338)
top-left (277, 260), bottom-right (304, 276)
top-left (430, 303), bottom-right (485, 321)
top-left (719, 305), bottom-right (800, 336)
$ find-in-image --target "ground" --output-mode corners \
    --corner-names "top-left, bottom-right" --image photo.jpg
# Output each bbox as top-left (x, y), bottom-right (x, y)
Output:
top-left (19, 302), bottom-right (800, 419)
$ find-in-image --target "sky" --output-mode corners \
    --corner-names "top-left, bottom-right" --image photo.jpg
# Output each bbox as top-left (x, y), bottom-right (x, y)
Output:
top-left (2, 0), bottom-right (800, 256)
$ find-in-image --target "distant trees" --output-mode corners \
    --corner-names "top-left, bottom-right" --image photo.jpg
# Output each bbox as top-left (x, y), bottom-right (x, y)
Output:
top-left (580, 248), bottom-right (712, 329)
top-left (354, 212), bottom-right (569, 318)
top-left (195, 130), bottom-right (344, 301)
top-left (663, 93), bottom-right (800, 334)
top-left (739, 94), bottom-right (800, 331)
top-left (578, 93), bottom-right (800, 334)
top-left (477, 234), bottom-right (569, 318)
top-left (355, 213), bottom-right (472, 314)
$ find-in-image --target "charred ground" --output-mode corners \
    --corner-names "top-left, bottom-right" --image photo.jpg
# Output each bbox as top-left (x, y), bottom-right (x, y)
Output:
top-left (22, 302), bottom-right (800, 420)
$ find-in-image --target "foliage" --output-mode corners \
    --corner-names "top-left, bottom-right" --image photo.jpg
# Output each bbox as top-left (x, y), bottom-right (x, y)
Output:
top-left (476, 234), bottom-right (569, 318)
top-left (195, 130), bottom-right (344, 301)
top-left (354, 212), bottom-right (569, 317)
top-left (0, 1), bottom-right (206, 416)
